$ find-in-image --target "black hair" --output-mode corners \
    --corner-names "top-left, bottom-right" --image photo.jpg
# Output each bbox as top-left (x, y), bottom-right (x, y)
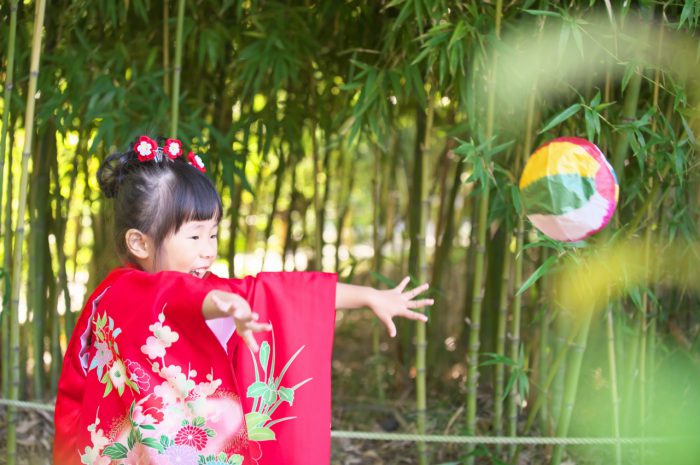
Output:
top-left (96, 136), bottom-right (222, 264)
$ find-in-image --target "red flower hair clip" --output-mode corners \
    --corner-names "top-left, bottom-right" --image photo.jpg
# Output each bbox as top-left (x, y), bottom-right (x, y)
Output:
top-left (164, 138), bottom-right (183, 160)
top-left (134, 136), bottom-right (158, 162)
top-left (187, 151), bottom-right (206, 173)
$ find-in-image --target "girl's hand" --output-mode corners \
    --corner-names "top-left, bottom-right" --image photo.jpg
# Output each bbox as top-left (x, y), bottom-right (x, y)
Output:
top-left (368, 277), bottom-right (433, 338)
top-left (210, 293), bottom-right (272, 353)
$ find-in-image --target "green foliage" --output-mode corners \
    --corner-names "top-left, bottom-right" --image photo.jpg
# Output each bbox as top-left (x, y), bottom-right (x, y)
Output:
top-left (1, 2), bottom-right (700, 464)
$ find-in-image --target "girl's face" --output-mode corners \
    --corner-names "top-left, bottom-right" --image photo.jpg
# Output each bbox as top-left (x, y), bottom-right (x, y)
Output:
top-left (156, 217), bottom-right (219, 278)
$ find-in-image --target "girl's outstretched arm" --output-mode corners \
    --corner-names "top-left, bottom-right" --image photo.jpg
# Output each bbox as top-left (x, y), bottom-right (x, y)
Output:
top-left (335, 277), bottom-right (433, 338)
top-left (202, 290), bottom-right (272, 352)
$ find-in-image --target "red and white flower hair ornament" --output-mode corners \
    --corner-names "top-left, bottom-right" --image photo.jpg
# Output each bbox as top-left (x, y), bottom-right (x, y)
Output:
top-left (164, 138), bottom-right (183, 160)
top-left (134, 136), bottom-right (158, 162)
top-left (187, 151), bottom-right (206, 173)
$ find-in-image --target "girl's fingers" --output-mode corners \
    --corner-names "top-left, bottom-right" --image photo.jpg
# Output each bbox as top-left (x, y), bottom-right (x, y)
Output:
top-left (233, 307), bottom-right (253, 321)
top-left (241, 331), bottom-right (259, 353)
top-left (381, 315), bottom-right (397, 338)
top-left (404, 283), bottom-right (429, 299)
top-left (248, 322), bottom-right (273, 333)
top-left (210, 294), bottom-right (231, 313)
top-left (395, 276), bottom-right (411, 293)
top-left (406, 298), bottom-right (434, 309)
top-left (399, 309), bottom-right (429, 322)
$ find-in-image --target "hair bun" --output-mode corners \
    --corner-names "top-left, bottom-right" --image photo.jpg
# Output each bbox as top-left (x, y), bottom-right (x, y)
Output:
top-left (97, 150), bottom-right (140, 198)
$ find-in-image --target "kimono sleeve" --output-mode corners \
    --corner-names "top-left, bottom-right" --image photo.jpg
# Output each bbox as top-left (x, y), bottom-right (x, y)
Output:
top-left (227, 272), bottom-right (338, 465)
top-left (54, 269), bottom-right (251, 465)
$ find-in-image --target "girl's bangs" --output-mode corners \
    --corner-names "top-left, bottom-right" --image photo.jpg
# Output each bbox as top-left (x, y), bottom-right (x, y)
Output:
top-left (181, 180), bottom-right (223, 224)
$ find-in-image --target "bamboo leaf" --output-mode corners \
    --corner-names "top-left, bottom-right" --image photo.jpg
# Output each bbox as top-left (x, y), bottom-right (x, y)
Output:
top-left (516, 255), bottom-right (557, 296)
top-left (524, 9), bottom-right (562, 18)
top-left (621, 63), bottom-right (637, 93)
top-left (370, 271), bottom-right (397, 288)
top-left (538, 103), bottom-right (581, 133)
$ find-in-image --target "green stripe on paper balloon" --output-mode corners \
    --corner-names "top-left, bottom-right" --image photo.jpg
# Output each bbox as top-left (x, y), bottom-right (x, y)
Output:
top-left (521, 174), bottom-right (596, 216)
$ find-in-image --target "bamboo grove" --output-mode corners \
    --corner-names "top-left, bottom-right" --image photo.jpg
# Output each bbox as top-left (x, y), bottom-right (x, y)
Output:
top-left (1, 1), bottom-right (699, 464)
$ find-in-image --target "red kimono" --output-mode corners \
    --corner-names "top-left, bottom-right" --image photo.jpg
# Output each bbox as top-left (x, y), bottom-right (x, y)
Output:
top-left (54, 267), bottom-right (337, 465)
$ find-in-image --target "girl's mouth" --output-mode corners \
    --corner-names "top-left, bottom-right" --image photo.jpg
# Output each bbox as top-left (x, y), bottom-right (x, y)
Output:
top-left (189, 268), bottom-right (207, 278)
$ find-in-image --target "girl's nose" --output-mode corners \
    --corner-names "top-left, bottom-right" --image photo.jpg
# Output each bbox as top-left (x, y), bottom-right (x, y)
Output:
top-left (202, 238), bottom-right (217, 258)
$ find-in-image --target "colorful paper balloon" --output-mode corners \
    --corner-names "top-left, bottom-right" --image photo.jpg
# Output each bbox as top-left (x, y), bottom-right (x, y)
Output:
top-left (519, 137), bottom-right (619, 242)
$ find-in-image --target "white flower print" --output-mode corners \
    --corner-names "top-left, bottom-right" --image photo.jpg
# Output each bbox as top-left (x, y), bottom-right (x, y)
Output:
top-left (108, 359), bottom-right (127, 392)
top-left (141, 335), bottom-right (167, 359)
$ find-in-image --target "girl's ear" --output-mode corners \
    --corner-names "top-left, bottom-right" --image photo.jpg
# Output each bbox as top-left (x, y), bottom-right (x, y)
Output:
top-left (125, 229), bottom-right (151, 260)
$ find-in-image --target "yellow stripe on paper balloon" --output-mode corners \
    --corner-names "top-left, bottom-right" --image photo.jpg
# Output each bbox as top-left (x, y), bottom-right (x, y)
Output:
top-left (519, 141), bottom-right (600, 189)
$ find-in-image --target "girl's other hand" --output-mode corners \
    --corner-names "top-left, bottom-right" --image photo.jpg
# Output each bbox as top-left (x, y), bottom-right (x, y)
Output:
top-left (210, 293), bottom-right (272, 353)
top-left (369, 276), bottom-right (432, 338)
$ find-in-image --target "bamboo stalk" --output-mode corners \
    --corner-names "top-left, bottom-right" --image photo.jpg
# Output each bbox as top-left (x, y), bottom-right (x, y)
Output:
top-left (319, 133), bottom-right (333, 268)
top-left (30, 129), bottom-right (53, 399)
top-left (550, 307), bottom-right (569, 429)
top-left (493, 242), bottom-right (512, 447)
top-left (512, 313), bottom-right (574, 463)
top-left (1, 117), bottom-right (16, 399)
top-left (163, 0), bottom-right (170, 96)
top-left (50, 136), bottom-right (71, 359)
top-left (605, 304), bottom-right (623, 465)
top-left (508, 69), bottom-right (537, 458)
top-left (311, 121), bottom-right (323, 270)
top-left (537, 289), bottom-right (550, 435)
top-left (611, 63), bottom-right (643, 191)
top-left (0, 0), bottom-right (19, 239)
top-left (170, 0), bottom-right (185, 136)
top-left (226, 126), bottom-right (249, 276)
top-left (0, 127), bottom-right (16, 398)
top-left (334, 148), bottom-right (355, 274)
top-left (407, 106), bottom-right (428, 464)
top-left (262, 148), bottom-right (286, 270)
top-left (413, 96), bottom-right (434, 465)
top-left (372, 144), bottom-right (385, 403)
top-left (281, 160), bottom-right (298, 270)
top-left (7, 1), bottom-right (47, 463)
top-left (550, 311), bottom-right (593, 465)
top-left (47, 246), bottom-right (59, 392)
top-left (428, 140), bottom-right (459, 369)
top-left (399, 109), bottom-right (426, 363)
top-left (622, 310), bottom-right (640, 433)
top-left (466, 3), bottom-right (502, 462)
top-left (639, 25), bottom-right (664, 463)
top-left (0, 0), bottom-right (19, 401)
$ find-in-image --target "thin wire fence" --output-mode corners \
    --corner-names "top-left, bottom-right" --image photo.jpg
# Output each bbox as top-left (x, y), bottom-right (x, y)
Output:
top-left (0, 398), bottom-right (681, 446)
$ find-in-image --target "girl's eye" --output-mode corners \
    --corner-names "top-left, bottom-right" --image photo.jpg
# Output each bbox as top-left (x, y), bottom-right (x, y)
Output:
top-left (210, 234), bottom-right (217, 239)
top-left (190, 236), bottom-right (200, 240)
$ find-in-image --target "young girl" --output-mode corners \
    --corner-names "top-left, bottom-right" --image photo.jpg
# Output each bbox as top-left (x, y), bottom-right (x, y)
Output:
top-left (53, 136), bottom-right (432, 465)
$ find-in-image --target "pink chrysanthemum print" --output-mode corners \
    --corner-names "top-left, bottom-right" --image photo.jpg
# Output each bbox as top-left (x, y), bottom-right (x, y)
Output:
top-left (174, 425), bottom-right (208, 450)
